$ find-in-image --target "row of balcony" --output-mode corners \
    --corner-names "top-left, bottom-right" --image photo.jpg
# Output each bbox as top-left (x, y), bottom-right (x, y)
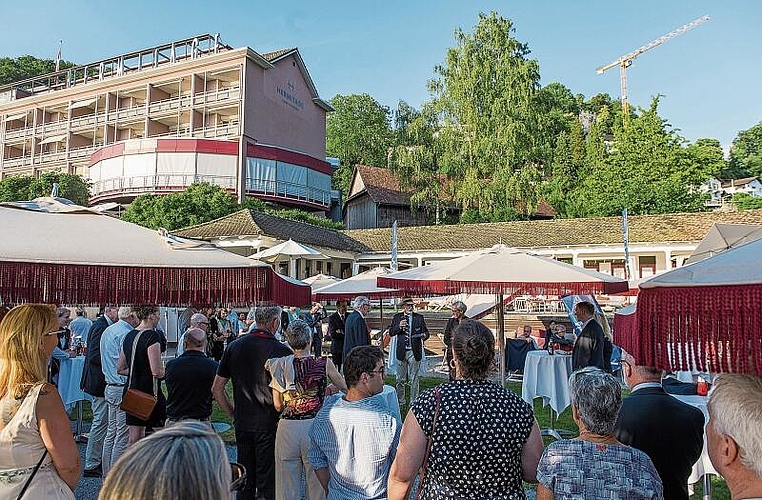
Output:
top-left (2, 144), bottom-right (99, 168)
top-left (2, 87), bottom-right (240, 140)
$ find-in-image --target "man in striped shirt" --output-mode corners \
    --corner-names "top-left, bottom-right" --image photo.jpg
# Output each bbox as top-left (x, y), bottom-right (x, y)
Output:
top-left (308, 346), bottom-right (400, 499)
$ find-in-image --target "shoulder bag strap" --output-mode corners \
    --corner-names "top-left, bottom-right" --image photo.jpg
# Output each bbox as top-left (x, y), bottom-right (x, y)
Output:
top-left (126, 330), bottom-right (144, 390)
top-left (415, 386), bottom-right (441, 500)
top-left (16, 448), bottom-right (47, 500)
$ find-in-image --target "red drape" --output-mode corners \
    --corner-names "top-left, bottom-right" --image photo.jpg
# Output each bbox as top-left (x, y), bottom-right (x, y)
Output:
top-left (375, 278), bottom-right (628, 296)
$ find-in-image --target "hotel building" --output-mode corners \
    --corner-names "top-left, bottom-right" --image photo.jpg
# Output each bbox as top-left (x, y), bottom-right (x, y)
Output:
top-left (0, 34), bottom-right (335, 212)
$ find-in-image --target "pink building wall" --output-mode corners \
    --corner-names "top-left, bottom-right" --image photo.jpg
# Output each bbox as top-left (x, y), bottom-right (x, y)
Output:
top-left (243, 55), bottom-right (327, 161)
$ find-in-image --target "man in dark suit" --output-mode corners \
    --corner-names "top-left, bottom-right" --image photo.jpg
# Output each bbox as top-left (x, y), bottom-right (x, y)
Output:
top-left (80, 306), bottom-right (119, 477)
top-left (615, 352), bottom-right (705, 500)
top-left (342, 296), bottom-right (371, 360)
top-left (389, 296), bottom-right (429, 410)
top-left (571, 301), bottom-right (605, 371)
top-left (327, 300), bottom-right (348, 371)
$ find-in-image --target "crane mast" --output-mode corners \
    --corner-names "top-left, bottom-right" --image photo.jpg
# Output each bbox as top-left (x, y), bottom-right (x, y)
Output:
top-left (596, 15), bottom-right (710, 120)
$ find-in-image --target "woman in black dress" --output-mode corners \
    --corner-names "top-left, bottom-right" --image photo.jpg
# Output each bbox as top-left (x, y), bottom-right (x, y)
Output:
top-left (117, 305), bottom-right (166, 445)
top-left (388, 319), bottom-right (544, 499)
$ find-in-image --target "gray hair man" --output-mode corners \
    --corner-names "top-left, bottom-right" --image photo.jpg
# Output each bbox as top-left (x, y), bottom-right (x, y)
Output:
top-left (165, 328), bottom-right (218, 427)
top-left (100, 306), bottom-right (140, 474)
top-left (176, 312), bottom-right (209, 356)
top-left (614, 352), bottom-right (704, 500)
top-left (343, 296), bottom-right (372, 360)
top-left (212, 304), bottom-right (291, 499)
top-left (707, 374), bottom-right (762, 499)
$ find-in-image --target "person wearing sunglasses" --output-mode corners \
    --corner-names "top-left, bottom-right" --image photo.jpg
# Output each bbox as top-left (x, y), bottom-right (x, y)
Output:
top-left (99, 420), bottom-right (243, 499)
top-left (0, 304), bottom-right (80, 499)
top-left (308, 346), bottom-right (400, 499)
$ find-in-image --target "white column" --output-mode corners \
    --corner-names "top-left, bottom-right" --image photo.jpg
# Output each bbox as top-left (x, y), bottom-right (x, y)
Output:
top-left (351, 261), bottom-right (359, 276)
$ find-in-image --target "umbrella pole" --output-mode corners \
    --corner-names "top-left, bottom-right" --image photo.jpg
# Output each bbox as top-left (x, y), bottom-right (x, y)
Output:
top-left (497, 293), bottom-right (506, 386)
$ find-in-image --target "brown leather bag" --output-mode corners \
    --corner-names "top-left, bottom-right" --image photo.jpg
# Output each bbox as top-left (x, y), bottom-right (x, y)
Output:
top-left (120, 330), bottom-right (157, 421)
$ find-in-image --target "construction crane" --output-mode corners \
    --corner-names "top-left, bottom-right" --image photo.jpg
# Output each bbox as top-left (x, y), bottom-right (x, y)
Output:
top-left (596, 15), bottom-right (710, 121)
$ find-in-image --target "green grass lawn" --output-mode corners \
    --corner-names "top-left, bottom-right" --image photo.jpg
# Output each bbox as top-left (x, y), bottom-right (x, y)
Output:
top-left (74, 376), bottom-right (729, 499)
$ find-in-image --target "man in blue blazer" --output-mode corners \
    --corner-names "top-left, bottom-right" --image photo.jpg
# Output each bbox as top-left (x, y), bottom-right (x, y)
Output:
top-left (342, 296), bottom-right (371, 360)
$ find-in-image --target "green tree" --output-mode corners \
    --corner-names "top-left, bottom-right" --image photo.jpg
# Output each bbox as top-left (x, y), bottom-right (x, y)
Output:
top-left (570, 97), bottom-right (711, 217)
top-left (0, 172), bottom-right (89, 205)
top-left (727, 122), bottom-right (762, 179)
top-left (430, 12), bottom-right (544, 221)
top-left (325, 93), bottom-right (394, 196)
top-left (0, 55), bottom-right (75, 85)
top-left (686, 138), bottom-right (726, 179)
top-left (731, 192), bottom-right (762, 210)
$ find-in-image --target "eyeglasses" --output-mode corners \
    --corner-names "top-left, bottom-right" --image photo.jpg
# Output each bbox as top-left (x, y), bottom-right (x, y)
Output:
top-left (367, 366), bottom-right (385, 376)
top-left (44, 329), bottom-right (66, 337)
top-left (230, 462), bottom-right (247, 492)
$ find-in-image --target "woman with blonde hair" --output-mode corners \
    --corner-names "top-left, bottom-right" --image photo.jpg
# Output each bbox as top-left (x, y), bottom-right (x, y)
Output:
top-left (0, 304), bottom-right (80, 499)
top-left (99, 420), bottom-right (242, 500)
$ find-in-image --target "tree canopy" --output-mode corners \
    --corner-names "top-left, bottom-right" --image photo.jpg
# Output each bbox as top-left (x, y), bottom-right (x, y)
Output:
top-left (0, 172), bottom-right (90, 206)
top-left (0, 55), bottom-right (75, 86)
top-left (727, 122), bottom-right (762, 179)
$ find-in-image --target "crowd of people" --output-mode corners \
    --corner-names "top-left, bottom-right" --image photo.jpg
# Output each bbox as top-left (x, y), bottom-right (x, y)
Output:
top-left (0, 300), bottom-right (760, 500)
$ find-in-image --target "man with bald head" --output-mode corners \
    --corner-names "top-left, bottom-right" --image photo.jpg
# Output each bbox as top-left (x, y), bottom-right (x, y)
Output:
top-left (164, 327), bottom-right (219, 426)
top-left (176, 312), bottom-right (209, 356)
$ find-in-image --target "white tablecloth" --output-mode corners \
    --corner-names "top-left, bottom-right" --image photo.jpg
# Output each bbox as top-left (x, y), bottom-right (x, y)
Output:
top-left (329, 385), bottom-right (402, 423)
top-left (57, 356), bottom-right (92, 412)
top-left (521, 351), bottom-right (574, 414)
top-left (671, 394), bottom-right (717, 484)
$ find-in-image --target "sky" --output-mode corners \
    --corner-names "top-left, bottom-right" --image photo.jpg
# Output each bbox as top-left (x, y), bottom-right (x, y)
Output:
top-left (3, 0), bottom-right (760, 150)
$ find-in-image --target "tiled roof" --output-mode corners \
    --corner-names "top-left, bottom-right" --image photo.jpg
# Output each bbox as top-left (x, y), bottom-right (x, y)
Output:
top-left (349, 165), bottom-right (411, 206)
top-left (173, 209), bottom-right (370, 252)
top-left (261, 48), bottom-right (296, 61)
top-left (535, 198), bottom-right (557, 217)
top-left (721, 177), bottom-right (759, 188)
top-left (342, 209), bottom-right (762, 252)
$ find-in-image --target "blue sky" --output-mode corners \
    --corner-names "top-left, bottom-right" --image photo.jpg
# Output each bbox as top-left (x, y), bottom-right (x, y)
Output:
top-left (4, 0), bottom-right (760, 149)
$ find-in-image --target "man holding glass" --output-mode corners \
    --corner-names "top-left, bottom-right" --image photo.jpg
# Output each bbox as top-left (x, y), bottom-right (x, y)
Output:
top-left (389, 297), bottom-right (429, 411)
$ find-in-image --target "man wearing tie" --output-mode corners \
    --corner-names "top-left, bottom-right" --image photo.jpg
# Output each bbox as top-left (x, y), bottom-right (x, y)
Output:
top-left (328, 300), bottom-right (348, 371)
top-left (389, 297), bottom-right (429, 411)
top-left (343, 296), bottom-right (371, 361)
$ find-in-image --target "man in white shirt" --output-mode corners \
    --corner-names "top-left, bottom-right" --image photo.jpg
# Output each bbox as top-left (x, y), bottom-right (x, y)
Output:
top-left (176, 313), bottom-right (209, 356)
top-left (100, 306), bottom-right (139, 474)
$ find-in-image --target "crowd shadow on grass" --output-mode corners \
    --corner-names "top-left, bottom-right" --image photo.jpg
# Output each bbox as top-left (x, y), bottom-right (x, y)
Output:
top-left (72, 376), bottom-right (730, 500)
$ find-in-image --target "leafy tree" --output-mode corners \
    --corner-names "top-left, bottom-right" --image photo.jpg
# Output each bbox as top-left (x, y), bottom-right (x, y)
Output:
top-left (325, 93), bottom-right (394, 196)
top-left (0, 172), bottom-right (89, 205)
top-left (0, 55), bottom-right (75, 85)
top-left (727, 122), bottom-right (762, 179)
top-left (570, 97), bottom-right (711, 217)
top-left (731, 192), bottom-right (762, 210)
top-left (430, 12), bottom-right (544, 221)
top-left (392, 100), bottom-right (421, 146)
top-left (686, 138), bottom-right (726, 179)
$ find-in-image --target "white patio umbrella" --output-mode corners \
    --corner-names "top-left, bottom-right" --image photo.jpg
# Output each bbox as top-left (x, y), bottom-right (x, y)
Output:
top-left (622, 237), bottom-right (762, 375)
top-left (313, 267), bottom-right (399, 301)
top-left (252, 239), bottom-right (328, 278)
top-left (302, 273), bottom-right (342, 295)
top-left (0, 197), bottom-right (310, 306)
top-left (377, 244), bottom-right (628, 384)
top-left (685, 223), bottom-right (762, 264)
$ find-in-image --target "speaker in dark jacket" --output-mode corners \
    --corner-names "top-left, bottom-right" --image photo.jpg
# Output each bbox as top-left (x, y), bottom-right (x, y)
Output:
top-left (80, 315), bottom-right (110, 397)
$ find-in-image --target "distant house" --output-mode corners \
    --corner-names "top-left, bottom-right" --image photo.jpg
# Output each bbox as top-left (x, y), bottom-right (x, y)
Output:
top-left (342, 165), bottom-right (452, 229)
top-left (722, 177), bottom-right (762, 198)
top-left (700, 177), bottom-right (726, 207)
top-left (342, 165), bottom-right (556, 229)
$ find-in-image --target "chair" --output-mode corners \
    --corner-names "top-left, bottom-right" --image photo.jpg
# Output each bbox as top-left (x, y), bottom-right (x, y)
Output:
top-left (506, 338), bottom-right (535, 382)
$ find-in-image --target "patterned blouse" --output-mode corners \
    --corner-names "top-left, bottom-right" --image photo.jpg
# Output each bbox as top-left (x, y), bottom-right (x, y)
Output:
top-left (411, 379), bottom-right (535, 499)
top-left (281, 356), bottom-right (328, 420)
top-left (537, 440), bottom-right (664, 500)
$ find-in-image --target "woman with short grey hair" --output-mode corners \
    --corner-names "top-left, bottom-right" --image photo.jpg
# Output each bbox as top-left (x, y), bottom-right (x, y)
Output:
top-left (536, 367), bottom-right (664, 500)
top-left (265, 320), bottom-right (347, 500)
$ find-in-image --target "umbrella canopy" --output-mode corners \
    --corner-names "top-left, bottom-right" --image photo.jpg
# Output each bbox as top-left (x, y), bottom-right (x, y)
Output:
top-left (313, 267), bottom-right (399, 301)
top-left (377, 245), bottom-right (628, 296)
top-left (0, 198), bottom-right (310, 306)
top-left (620, 238), bottom-right (762, 375)
top-left (254, 239), bottom-right (328, 262)
top-left (685, 223), bottom-right (762, 264)
top-left (303, 273), bottom-right (342, 295)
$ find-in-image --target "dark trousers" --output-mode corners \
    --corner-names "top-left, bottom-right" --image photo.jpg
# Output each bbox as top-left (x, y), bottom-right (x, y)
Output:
top-left (236, 429), bottom-right (277, 500)
top-left (331, 351), bottom-right (342, 372)
top-left (312, 331), bottom-right (323, 358)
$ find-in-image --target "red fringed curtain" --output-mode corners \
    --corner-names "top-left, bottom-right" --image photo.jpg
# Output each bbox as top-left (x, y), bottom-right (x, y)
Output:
top-left (0, 261), bottom-right (309, 307)
top-left (631, 284), bottom-right (762, 376)
top-left (374, 278), bottom-right (627, 296)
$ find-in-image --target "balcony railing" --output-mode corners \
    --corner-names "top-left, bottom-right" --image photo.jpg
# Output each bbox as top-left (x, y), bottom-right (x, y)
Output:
top-left (4, 127), bottom-right (33, 140)
top-left (40, 121), bottom-right (68, 134)
top-left (113, 105), bottom-right (146, 121)
top-left (2, 156), bottom-right (32, 169)
top-left (245, 178), bottom-right (331, 207)
top-left (92, 173), bottom-right (238, 198)
top-left (193, 86), bottom-right (240, 106)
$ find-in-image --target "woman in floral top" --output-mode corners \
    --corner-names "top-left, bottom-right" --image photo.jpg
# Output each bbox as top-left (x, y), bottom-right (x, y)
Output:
top-left (265, 320), bottom-right (346, 500)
